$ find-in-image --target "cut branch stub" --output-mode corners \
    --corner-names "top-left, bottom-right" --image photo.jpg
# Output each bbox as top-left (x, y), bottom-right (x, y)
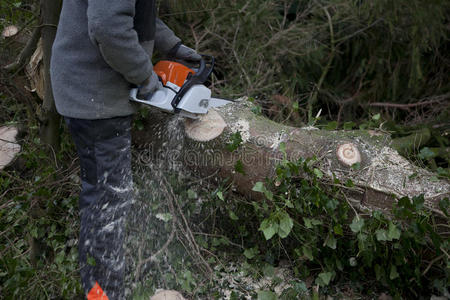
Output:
top-left (2, 25), bottom-right (19, 38)
top-left (0, 126), bottom-right (21, 170)
top-left (150, 290), bottom-right (186, 300)
top-left (336, 143), bottom-right (361, 167)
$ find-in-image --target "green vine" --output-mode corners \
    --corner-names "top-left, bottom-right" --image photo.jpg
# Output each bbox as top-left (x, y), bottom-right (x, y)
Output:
top-left (229, 154), bottom-right (449, 297)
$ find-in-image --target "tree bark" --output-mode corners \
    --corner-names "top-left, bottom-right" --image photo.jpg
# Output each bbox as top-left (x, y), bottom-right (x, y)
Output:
top-left (133, 100), bottom-right (450, 217)
top-left (39, 0), bottom-right (61, 151)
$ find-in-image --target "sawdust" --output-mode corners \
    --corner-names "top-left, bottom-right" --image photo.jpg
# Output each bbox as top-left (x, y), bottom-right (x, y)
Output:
top-left (228, 119), bottom-right (250, 143)
top-left (359, 146), bottom-right (449, 210)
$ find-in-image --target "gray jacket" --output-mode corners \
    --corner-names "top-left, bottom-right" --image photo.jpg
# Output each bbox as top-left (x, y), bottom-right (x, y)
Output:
top-left (50, 0), bottom-right (181, 119)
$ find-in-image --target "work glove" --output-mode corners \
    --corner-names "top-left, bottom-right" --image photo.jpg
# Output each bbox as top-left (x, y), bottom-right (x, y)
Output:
top-left (138, 71), bottom-right (162, 99)
top-left (169, 43), bottom-right (201, 62)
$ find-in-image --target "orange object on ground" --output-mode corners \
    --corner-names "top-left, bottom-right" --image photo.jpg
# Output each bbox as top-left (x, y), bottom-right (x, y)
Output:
top-left (87, 282), bottom-right (109, 300)
top-left (153, 60), bottom-right (195, 87)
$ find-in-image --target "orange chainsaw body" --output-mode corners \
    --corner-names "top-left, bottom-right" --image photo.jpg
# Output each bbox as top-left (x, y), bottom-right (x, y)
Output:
top-left (153, 60), bottom-right (195, 87)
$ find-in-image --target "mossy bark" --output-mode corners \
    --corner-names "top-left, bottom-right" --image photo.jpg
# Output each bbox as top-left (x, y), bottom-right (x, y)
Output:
top-left (38, 0), bottom-right (61, 151)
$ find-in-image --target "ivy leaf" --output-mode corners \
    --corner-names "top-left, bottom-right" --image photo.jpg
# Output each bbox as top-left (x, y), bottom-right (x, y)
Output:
top-left (325, 198), bottom-right (339, 211)
top-left (389, 265), bottom-right (399, 280)
top-left (264, 190), bottom-right (274, 201)
top-left (187, 189), bottom-right (197, 199)
top-left (156, 213), bottom-right (172, 222)
top-left (263, 264), bottom-right (275, 277)
top-left (343, 121), bottom-right (356, 130)
top-left (252, 182), bottom-right (265, 193)
top-left (325, 121), bottom-right (338, 130)
top-left (304, 218), bottom-right (313, 229)
top-left (349, 217), bottom-right (365, 233)
top-left (278, 212), bottom-right (293, 238)
top-left (316, 272), bottom-right (333, 286)
top-left (243, 247), bottom-right (259, 259)
top-left (216, 191), bottom-right (224, 201)
top-left (279, 142), bottom-right (286, 155)
top-left (313, 168), bottom-right (323, 179)
top-left (285, 200), bottom-right (294, 208)
top-left (302, 246), bottom-right (314, 261)
top-left (418, 147), bottom-right (435, 160)
top-left (351, 162), bottom-right (361, 170)
top-left (259, 219), bottom-right (278, 240)
top-left (226, 132), bottom-right (243, 152)
top-left (257, 290), bottom-right (278, 300)
top-left (374, 264), bottom-right (383, 281)
top-left (333, 224), bottom-right (343, 236)
top-left (324, 235), bottom-right (337, 249)
top-left (372, 113), bottom-right (381, 121)
top-left (292, 281), bottom-right (308, 292)
top-left (412, 195), bottom-right (425, 210)
top-left (375, 229), bottom-right (388, 241)
top-left (229, 210), bottom-right (239, 221)
top-left (304, 218), bottom-right (322, 229)
top-left (398, 196), bottom-right (412, 209)
top-left (387, 222), bottom-right (401, 240)
top-left (234, 160), bottom-right (246, 175)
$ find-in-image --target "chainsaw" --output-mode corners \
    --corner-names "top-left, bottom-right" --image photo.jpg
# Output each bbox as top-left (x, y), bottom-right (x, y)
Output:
top-left (129, 55), bottom-right (231, 119)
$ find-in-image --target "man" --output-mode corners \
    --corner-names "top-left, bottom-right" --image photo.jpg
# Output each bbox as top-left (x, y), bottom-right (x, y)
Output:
top-left (50, 1), bottom-right (200, 299)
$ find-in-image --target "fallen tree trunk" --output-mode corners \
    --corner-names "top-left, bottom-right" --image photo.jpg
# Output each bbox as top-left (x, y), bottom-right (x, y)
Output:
top-left (133, 99), bottom-right (449, 216)
top-left (135, 99), bottom-right (449, 218)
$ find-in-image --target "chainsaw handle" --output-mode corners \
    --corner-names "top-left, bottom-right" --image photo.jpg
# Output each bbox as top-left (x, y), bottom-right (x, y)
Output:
top-left (129, 87), bottom-right (154, 101)
top-left (169, 54), bottom-right (215, 112)
top-left (195, 54), bottom-right (214, 83)
top-left (129, 88), bottom-right (139, 101)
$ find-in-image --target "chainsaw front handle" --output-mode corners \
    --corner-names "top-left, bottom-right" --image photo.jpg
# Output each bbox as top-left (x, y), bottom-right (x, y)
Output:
top-left (129, 88), bottom-right (139, 102)
top-left (129, 87), bottom-right (154, 102)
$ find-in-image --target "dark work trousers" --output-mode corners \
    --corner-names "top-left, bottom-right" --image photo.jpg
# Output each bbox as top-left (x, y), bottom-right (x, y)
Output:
top-left (65, 116), bottom-right (133, 300)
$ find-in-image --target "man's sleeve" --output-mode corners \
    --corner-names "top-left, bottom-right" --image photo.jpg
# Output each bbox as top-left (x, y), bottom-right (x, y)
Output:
top-left (87, 0), bottom-right (152, 85)
top-left (154, 18), bottom-right (182, 54)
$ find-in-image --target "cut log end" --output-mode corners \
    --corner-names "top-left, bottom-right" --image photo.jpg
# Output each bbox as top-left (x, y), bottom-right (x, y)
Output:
top-left (2, 25), bottom-right (19, 38)
top-left (0, 126), bottom-right (21, 170)
top-left (336, 143), bottom-right (361, 166)
top-left (184, 109), bottom-right (226, 142)
top-left (150, 290), bottom-right (186, 300)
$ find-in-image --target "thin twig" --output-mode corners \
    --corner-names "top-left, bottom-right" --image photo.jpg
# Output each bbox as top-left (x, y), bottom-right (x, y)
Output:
top-left (422, 254), bottom-right (444, 276)
top-left (369, 98), bottom-right (448, 109)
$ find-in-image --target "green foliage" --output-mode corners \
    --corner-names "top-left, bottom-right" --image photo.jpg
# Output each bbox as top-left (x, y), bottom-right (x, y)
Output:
top-left (0, 0), bottom-right (35, 28)
top-left (222, 156), bottom-right (449, 297)
top-left (226, 132), bottom-right (243, 152)
top-left (161, 0), bottom-right (450, 124)
top-left (0, 135), bottom-right (82, 298)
